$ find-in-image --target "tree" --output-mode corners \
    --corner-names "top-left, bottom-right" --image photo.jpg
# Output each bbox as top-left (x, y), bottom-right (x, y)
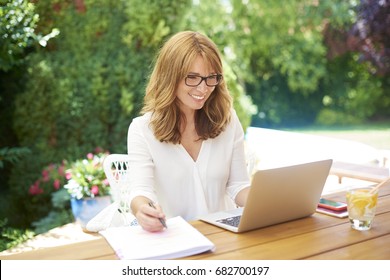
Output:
top-left (0, 0), bottom-right (39, 71)
top-left (348, 0), bottom-right (390, 76)
top-left (226, 0), bottom-right (335, 126)
top-left (322, 0), bottom-right (390, 121)
top-left (182, 0), bottom-right (255, 130)
top-left (8, 0), bottom-right (193, 227)
top-left (226, 0), bottom-right (388, 126)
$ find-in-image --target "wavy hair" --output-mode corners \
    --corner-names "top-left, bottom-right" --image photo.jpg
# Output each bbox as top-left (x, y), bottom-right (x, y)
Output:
top-left (142, 31), bottom-right (232, 144)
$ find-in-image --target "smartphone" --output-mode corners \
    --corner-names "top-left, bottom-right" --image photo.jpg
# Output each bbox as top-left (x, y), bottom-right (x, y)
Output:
top-left (318, 198), bottom-right (347, 211)
top-left (316, 207), bottom-right (348, 218)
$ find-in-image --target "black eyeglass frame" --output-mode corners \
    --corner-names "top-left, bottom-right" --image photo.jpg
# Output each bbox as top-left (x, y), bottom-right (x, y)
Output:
top-left (184, 74), bottom-right (223, 87)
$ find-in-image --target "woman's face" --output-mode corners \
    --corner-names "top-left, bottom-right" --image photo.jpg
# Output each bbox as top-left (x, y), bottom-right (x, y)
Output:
top-left (175, 55), bottom-right (217, 115)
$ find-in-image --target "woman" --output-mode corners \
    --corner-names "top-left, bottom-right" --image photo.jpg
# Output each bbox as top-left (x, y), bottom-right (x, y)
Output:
top-left (128, 31), bottom-right (250, 232)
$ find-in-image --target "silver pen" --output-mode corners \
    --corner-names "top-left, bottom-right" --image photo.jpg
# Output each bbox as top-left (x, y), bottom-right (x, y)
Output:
top-left (148, 201), bottom-right (167, 228)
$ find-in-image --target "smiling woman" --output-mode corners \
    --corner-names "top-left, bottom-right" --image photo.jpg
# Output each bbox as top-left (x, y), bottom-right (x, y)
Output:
top-left (142, 31), bottom-right (232, 144)
top-left (176, 55), bottom-right (218, 114)
top-left (127, 31), bottom-right (251, 232)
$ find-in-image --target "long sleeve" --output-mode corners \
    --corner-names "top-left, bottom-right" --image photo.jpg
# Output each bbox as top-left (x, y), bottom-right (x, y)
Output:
top-left (127, 110), bottom-right (250, 221)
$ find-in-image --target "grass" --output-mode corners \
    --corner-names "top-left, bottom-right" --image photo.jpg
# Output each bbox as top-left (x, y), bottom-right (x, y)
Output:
top-left (286, 122), bottom-right (390, 150)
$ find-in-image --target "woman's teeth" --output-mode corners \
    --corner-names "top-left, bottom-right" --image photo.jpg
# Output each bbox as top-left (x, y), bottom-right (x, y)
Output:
top-left (190, 94), bottom-right (205, 100)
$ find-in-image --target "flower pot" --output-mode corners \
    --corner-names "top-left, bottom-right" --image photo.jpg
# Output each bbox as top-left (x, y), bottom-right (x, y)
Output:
top-left (70, 196), bottom-right (112, 229)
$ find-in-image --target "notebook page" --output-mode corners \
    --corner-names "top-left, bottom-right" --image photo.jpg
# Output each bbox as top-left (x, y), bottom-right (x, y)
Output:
top-left (100, 216), bottom-right (215, 260)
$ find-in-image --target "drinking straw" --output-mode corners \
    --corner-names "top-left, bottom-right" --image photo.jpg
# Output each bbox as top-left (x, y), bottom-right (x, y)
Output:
top-left (369, 177), bottom-right (390, 194)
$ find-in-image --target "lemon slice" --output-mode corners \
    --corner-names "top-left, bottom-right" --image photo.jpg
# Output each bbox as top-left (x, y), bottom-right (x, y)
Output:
top-left (368, 194), bottom-right (378, 208)
top-left (351, 198), bottom-right (369, 210)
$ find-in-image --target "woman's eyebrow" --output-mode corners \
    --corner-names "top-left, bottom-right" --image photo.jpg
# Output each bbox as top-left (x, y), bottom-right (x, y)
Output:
top-left (187, 72), bottom-right (217, 76)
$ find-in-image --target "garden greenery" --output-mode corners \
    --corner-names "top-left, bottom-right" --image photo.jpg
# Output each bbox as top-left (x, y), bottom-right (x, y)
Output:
top-left (0, 0), bottom-right (389, 250)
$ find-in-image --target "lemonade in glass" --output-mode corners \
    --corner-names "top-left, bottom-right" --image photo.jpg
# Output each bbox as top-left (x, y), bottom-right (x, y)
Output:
top-left (346, 187), bottom-right (378, 231)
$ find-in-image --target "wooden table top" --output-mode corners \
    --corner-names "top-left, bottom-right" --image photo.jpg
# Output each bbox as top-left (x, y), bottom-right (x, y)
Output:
top-left (2, 187), bottom-right (390, 260)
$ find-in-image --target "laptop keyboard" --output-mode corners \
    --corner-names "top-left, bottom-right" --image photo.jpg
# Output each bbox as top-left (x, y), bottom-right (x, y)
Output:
top-left (216, 215), bottom-right (241, 227)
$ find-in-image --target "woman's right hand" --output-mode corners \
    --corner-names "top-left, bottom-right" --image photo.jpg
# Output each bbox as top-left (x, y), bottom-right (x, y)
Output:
top-left (131, 196), bottom-right (166, 232)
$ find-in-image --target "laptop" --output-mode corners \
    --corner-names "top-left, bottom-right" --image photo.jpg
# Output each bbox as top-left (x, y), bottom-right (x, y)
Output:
top-left (200, 159), bottom-right (333, 233)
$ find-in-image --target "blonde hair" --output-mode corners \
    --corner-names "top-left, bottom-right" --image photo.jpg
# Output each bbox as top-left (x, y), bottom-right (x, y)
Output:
top-left (142, 31), bottom-right (232, 144)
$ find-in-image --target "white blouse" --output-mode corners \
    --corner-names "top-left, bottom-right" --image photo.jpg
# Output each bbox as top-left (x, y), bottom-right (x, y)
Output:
top-left (127, 109), bottom-right (250, 221)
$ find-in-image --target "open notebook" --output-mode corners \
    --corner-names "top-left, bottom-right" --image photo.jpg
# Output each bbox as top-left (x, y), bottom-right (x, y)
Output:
top-left (99, 216), bottom-right (215, 260)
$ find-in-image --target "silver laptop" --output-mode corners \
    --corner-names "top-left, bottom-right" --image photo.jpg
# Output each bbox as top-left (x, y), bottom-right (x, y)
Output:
top-left (200, 159), bottom-right (333, 233)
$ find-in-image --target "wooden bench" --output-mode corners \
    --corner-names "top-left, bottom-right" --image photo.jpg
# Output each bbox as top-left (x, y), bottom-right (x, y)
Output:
top-left (330, 161), bottom-right (389, 184)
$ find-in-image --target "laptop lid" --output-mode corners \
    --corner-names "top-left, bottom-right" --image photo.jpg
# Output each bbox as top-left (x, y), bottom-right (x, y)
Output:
top-left (199, 159), bottom-right (333, 233)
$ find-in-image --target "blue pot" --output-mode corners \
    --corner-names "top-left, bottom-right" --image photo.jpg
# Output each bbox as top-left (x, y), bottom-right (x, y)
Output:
top-left (70, 196), bottom-right (112, 229)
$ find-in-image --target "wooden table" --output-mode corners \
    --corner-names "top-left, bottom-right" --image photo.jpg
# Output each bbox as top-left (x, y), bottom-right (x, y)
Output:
top-left (2, 188), bottom-right (390, 260)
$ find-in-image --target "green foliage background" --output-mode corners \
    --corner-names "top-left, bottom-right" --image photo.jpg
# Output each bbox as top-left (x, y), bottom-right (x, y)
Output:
top-left (0, 0), bottom-right (389, 241)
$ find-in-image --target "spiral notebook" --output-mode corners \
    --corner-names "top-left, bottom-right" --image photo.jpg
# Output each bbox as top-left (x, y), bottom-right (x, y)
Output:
top-left (100, 216), bottom-right (215, 260)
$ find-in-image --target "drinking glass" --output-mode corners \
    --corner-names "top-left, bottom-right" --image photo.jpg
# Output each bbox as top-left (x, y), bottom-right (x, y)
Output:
top-left (346, 186), bottom-right (378, 231)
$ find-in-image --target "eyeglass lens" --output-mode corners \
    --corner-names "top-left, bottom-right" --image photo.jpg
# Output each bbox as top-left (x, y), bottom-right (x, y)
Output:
top-left (185, 74), bottom-right (222, 87)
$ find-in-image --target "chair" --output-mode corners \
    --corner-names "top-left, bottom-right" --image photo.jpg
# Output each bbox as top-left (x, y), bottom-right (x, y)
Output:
top-left (86, 154), bottom-right (137, 231)
top-left (103, 154), bottom-right (131, 213)
top-left (330, 161), bottom-right (390, 184)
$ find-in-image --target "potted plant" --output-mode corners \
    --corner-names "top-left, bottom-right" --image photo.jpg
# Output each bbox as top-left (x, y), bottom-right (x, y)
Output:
top-left (64, 151), bottom-right (112, 229)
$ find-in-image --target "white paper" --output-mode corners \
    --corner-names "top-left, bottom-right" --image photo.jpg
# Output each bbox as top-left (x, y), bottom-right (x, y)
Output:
top-left (99, 216), bottom-right (215, 259)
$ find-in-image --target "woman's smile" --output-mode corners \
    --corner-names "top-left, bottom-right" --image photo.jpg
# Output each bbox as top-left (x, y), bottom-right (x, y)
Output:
top-left (189, 92), bottom-right (206, 100)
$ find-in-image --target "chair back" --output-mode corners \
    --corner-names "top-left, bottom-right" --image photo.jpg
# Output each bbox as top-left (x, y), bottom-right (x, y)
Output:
top-left (103, 154), bottom-right (131, 212)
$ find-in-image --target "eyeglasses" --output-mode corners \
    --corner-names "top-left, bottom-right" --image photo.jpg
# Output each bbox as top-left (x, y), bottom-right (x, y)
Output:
top-left (185, 74), bottom-right (222, 87)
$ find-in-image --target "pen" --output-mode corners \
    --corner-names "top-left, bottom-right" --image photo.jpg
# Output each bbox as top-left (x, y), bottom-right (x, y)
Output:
top-left (148, 201), bottom-right (167, 229)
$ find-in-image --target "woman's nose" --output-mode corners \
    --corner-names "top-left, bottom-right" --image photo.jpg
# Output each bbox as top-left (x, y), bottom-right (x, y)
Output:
top-left (197, 80), bottom-right (208, 93)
